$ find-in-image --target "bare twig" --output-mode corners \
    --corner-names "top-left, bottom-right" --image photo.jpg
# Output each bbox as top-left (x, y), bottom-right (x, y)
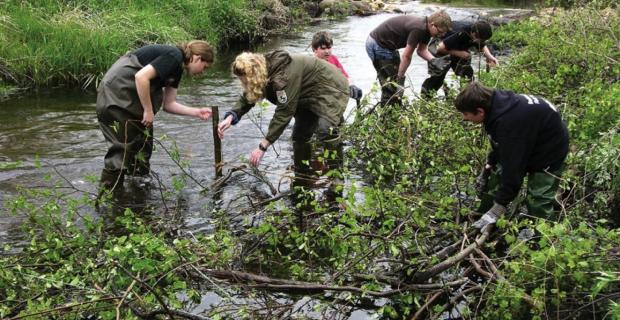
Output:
top-left (409, 290), bottom-right (444, 320)
top-left (113, 261), bottom-right (175, 319)
top-left (6, 296), bottom-right (122, 320)
top-left (410, 228), bottom-right (491, 283)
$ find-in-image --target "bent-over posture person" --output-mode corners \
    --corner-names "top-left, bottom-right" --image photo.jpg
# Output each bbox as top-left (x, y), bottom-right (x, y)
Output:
top-left (96, 41), bottom-right (214, 196)
top-left (366, 10), bottom-right (452, 106)
top-left (422, 20), bottom-right (499, 97)
top-left (455, 82), bottom-right (569, 230)
top-left (218, 50), bottom-right (349, 202)
top-left (218, 50), bottom-right (348, 167)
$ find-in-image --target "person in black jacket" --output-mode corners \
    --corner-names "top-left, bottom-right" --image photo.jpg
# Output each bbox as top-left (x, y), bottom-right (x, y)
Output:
top-left (454, 82), bottom-right (569, 230)
top-left (421, 20), bottom-right (498, 98)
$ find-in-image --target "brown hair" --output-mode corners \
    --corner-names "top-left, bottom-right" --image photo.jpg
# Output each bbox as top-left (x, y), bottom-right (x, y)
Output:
top-left (178, 40), bottom-right (214, 64)
top-left (454, 81), bottom-right (495, 113)
top-left (311, 31), bottom-right (334, 50)
top-left (428, 10), bottom-right (452, 31)
top-left (232, 52), bottom-right (268, 104)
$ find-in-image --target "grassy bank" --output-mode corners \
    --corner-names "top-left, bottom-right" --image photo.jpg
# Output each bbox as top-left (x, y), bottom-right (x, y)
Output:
top-left (0, 0), bottom-right (290, 91)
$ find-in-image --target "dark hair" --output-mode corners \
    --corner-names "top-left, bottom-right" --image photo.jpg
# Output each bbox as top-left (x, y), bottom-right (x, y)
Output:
top-left (311, 31), bottom-right (334, 50)
top-left (472, 21), bottom-right (492, 41)
top-left (454, 81), bottom-right (495, 113)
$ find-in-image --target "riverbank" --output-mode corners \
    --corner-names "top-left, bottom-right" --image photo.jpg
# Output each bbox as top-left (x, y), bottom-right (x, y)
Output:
top-left (0, 0), bottom-right (533, 99)
top-left (0, 0), bottom-right (392, 98)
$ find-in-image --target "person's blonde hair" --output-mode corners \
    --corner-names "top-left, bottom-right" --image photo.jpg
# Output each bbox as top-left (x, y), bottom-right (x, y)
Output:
top-left (232, 52), bottom-right (268, 103)
top-left (177, 40), bottom-right (214, 64)
top-left (428, 10), bottom-right (452, 31)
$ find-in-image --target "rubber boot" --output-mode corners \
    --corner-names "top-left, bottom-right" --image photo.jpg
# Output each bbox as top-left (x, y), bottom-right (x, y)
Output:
top-left (96, 169), bottom-right (124, 203)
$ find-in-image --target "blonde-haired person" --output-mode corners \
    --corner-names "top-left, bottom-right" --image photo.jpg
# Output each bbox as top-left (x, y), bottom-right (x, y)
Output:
top-left (96, 40), bottom-right (214, 195)
top-left (217, 50), bottom-right (348, 168)
top-left (366, 10), bottom-right (452, 106)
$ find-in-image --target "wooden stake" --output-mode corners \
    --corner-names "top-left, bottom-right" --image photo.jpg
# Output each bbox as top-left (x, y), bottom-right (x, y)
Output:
top-left (211, 106), bottom-right (223, 177)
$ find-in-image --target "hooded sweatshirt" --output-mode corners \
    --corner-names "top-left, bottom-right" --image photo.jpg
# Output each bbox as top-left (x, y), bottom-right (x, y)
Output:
top-left (484, 90), bottom-right (569, 206)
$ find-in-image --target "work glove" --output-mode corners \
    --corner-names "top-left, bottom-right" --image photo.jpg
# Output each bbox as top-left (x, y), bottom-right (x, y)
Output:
top-left (473, 202), bottom-right (507, 230)
top-left (428, 37), bottom-right (441, 56)
top-left (349, 85), bottom-right (363, 100)
top-left (428, 56), bottom-right (451, 76)
top-left (475, 164), bottom-right (492, 197)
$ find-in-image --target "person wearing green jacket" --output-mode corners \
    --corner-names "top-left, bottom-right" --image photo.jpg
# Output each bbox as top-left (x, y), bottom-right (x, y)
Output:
top-left (217, 50), bottom-right (349, 167)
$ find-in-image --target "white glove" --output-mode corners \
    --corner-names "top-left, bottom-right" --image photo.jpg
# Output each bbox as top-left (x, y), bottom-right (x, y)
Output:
top-left (473, 202), bottom-right (507, 230)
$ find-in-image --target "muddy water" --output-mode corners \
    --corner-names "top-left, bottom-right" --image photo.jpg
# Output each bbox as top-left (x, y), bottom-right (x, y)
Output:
top-left (0, 3), bottom-right (527, 252)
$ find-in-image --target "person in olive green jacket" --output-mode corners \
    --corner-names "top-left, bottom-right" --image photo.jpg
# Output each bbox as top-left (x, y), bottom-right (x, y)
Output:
top-left (217, 50), bottom-right (349, 168)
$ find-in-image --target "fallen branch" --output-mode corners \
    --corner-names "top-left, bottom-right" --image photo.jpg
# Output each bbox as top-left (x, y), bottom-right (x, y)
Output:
top-left (410, 228), bottom-right (491, 283)
top-left (409, 290), bottom-right (443, 320)
top-left (209, 164), bottom-right (247, 190)
top-left (6, 296), bottom-right (122, 320)
top-left (197, 268), bottom-right (469, 297)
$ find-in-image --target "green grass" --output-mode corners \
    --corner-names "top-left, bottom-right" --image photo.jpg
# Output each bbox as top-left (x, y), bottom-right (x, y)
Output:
top-left (0, 0), bottom-right (265, 89)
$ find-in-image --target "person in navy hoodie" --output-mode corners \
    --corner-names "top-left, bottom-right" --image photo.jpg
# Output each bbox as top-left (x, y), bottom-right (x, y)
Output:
top-left (454, 82), bottom-right (569, 230)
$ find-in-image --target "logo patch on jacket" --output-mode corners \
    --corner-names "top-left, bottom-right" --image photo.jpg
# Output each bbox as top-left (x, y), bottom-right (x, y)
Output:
top-left (276, 90), bottom-right (288, 104)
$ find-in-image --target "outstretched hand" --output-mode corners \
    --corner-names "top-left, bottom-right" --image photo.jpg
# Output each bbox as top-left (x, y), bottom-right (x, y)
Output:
top-left (142, 110), bottom-right (154, 127)
top-left (196, 107), bottom-right (213, 120)
top-left (249, 148), bottom-right (265, 167)
top-left (217, 116), bottom-right (233, 139)
top-left (487, 56), bottom-right (499, 66)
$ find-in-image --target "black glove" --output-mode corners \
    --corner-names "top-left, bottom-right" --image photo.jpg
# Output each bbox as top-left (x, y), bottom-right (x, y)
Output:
top-left (349, 85), bottom-right (363, 100)
top-left (428, 56), bottom-right (450, 76)
top-left (475, 164), bottom-right (492, 197)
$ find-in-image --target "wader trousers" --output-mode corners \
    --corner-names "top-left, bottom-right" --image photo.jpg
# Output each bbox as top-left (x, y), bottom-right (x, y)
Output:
top-left (373, 58), bottom-right (403, 107)
top-left (96, 54), bottom-right (163, 192)
top-left (365, 36), bottom-right (403, 107)
top-left (478, 165), bottom-right (564, 221)
top-left (291, 109), bottom-right (344, 208)
top-left (421, 56), bottom-right (473, 98)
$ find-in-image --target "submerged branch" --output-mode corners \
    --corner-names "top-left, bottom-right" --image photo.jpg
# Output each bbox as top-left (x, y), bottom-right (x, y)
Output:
top-left (196, 268), bottom-right (469, 297)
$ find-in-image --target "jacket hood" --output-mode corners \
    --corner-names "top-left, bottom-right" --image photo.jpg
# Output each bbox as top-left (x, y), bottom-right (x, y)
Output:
top-left (264, 50), bottom-right (292, 91)
top-left (485, 90), bottom-right (519, 128)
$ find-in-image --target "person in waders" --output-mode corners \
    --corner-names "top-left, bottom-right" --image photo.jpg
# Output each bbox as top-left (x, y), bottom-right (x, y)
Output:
top-left (421, 20), bottom-right (499, 98)
top-left (310, 31), bottom-right (363, 105)
top-left (217, 50), bottom-right (349, 208)
top-left (366, 10), bottom-right (452, 107)
top-left (455, 82), bottom-right (569, 231)
top-left (96, 40), bottom-right (214, 199)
